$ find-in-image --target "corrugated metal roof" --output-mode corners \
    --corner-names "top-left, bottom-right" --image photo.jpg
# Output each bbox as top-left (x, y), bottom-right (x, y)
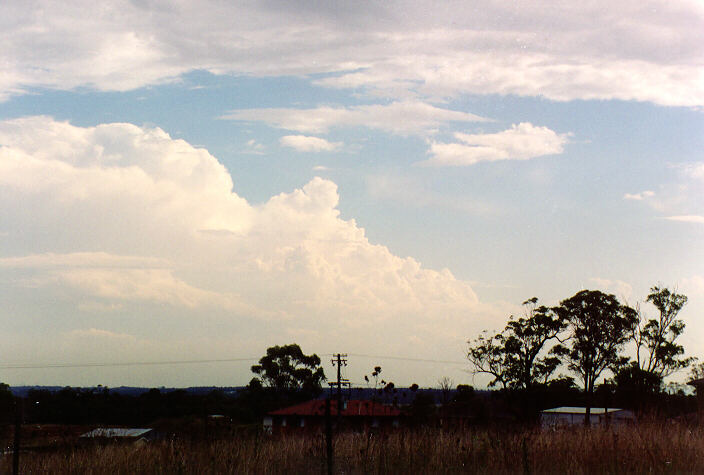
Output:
top-left (541, 406), bottom-right (625, 414)
top-left (80, 428), bottom-right (152, 438)
top-left (269, 399), bottom-right (401, 417)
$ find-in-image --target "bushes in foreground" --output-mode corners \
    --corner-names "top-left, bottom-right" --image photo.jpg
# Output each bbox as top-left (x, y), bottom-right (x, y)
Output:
top-left (3, 423), bottom-right (703, 473)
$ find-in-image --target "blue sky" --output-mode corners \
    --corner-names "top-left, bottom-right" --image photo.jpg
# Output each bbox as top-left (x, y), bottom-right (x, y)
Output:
top-left (0, 0), bottom-right (703, 388)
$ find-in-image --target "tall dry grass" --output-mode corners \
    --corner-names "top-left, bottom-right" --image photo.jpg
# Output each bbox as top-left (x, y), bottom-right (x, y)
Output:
top-left (3, 423), bottom-right (703, 473)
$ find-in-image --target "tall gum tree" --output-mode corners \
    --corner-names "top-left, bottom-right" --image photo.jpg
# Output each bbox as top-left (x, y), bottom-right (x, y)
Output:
top-left (467, 298), bottom-right (567, 390)
top-left (633, 286), bottom-right (692, 378)
top-left (556, 290), bottom-right (638, 425)
top-left (250, 343), bottom-right (326, 397)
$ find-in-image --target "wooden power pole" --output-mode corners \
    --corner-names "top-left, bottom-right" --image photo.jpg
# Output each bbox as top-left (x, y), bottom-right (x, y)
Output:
top-left (329, 353), bottom-right (350, 428)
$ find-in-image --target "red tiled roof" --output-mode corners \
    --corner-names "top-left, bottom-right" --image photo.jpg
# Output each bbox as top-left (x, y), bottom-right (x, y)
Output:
top-left (269, 399), bottom-right (401, 417)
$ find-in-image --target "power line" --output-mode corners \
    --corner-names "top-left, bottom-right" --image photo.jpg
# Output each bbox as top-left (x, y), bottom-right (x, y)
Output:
top-left (341, 353), bottom-right (467, 365)
top-left (0, 353), bottom-right (469, 371)
top-left (0, 357), bottom-right (259, 370)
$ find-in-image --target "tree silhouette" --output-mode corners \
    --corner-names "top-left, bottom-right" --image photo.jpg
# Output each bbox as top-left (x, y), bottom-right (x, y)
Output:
top-left (438, 376), bottom-right (454, 404)
top-left (250, 343), bottom-right (326, 396)
top-left (556, 290), bottom-right (638, 424)
top-left (467, 298), bottom-right (566, 390)
top-left (633, 286), bottom-right (692, 378)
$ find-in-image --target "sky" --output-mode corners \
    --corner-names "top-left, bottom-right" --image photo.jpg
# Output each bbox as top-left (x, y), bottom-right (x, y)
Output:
top-left (0, 0), bottom-right (703, 389)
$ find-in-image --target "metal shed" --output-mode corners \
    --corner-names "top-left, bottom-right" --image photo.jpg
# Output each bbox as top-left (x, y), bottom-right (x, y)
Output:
top-left (80, 428), bottom-right (155, 443)
top-left (541, 407), bottom-right (635, 427)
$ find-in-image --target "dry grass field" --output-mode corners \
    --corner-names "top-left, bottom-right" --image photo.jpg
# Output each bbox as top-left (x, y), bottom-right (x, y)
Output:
top-left (2, 423), bottom-right (703, 473)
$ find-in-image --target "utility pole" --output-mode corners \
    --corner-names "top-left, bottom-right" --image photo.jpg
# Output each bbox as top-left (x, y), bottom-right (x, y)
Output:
top-left (329, 353), bottom-right (350, 427)
top-left (13, 398), bottom-right (22, 475)
top-left (325, 398), bottom-right (333, 475)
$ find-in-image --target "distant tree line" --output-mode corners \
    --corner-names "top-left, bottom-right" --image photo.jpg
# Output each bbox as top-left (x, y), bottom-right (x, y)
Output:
top-left (0, 287), bottom-right (698, 431)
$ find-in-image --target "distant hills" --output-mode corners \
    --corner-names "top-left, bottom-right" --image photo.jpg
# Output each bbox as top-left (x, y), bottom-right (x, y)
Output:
top-left (9, 385), bottom-right (481, 403)
top-left (9, 386), bottom-right (244, 398)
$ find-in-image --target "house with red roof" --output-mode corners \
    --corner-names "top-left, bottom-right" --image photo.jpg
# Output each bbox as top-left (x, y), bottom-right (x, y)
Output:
top-left (263, 399), bottom-right (401, 434)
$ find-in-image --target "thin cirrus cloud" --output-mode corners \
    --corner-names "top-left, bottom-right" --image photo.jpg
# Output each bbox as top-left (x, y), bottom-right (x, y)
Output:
top-left (366, 174), bottom-right (499, 216)
top-left (664, 215), bottom-right (704, 224)
top-left (679, 162), bottom-right (704, 181)
top-left (624, 162), bottom-right (704, 224)
top-left (421, 123), bottom-right (571, 167)
top-left (243, 139), bottom-right (265, 155)
top-left (589, 277), bottom-right (634, 301)
top-left (68, 328), bottom-right (137, 342)
top-left (1, 1), bottom-right (703, 106)
top-left (0, 252), bottom-right (169, 269)
top-left (280, 135), bottom-right (342, 152)
top-left (623, 191), bottom-right (656, 201)
top-left (222, 101), bottom-right (490, 136)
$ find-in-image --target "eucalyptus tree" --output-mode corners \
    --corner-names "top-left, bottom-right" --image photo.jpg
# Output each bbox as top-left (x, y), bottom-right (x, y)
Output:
top-left (556, 290), bottom-right (638, 424)
top-left (250, 343), bottom-right (326, 396)
top-left (633, 286), bottom-right (692, 378)
top-left (467, 298), bottom-right (567, 390)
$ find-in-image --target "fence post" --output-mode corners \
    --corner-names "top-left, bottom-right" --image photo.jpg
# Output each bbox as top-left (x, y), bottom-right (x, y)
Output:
top-left (325, 398), bottom-right (333, 475)
top-left (13, 398), bottom-right (22, 475)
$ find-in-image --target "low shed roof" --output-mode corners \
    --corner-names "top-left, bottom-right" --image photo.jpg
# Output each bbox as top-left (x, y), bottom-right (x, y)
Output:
top-left (80, 428), bottom-right (152, 438)
top-left (541, 407), bottom-right (626, 415)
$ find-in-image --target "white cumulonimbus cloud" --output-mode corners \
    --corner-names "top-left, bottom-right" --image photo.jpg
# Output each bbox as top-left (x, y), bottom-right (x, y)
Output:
top-left (0, 116), bottom-right (493, 376)
top-left (280, 135), bottom-right (342, 152)
top-left (422, 123), bottom-right (570, 166)
top-left (223, 101), bottom-right (489, 136)
top-left (1, 1), bottom-right (702, 106)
